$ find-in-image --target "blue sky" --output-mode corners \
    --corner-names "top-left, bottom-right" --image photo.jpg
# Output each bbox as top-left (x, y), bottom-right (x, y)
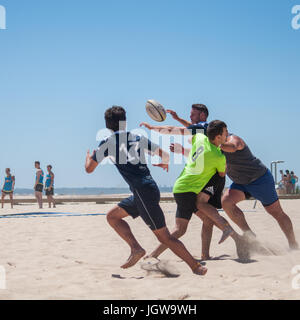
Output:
top-left (0, 0), bottom-right (299, 188)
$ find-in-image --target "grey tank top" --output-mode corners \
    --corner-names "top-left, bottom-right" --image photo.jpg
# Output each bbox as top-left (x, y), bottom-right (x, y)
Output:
top-left (223, 143), bottom-right (267, 185)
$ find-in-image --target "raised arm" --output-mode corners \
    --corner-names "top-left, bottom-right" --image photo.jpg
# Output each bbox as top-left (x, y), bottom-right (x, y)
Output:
top-left (220, 135), bottom-right (245, 153)
top-left (140, 122), bottom-right (191, 135)
top-left (166, 109), bottom-right (192, 127)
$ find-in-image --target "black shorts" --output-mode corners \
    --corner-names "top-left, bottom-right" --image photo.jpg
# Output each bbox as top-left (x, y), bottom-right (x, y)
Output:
top-left (174, 173), bottom-right (225, 221)
top-left (202, 173), bottom-right (225, 209)
top-left (2, 191), bottom-right (13, 196)
top-left (35, 184), bottom-right (43, 193)
top-left (45, 188), bottom-right (54, 196)
top-left (118, 184), bottom-right (166, 231)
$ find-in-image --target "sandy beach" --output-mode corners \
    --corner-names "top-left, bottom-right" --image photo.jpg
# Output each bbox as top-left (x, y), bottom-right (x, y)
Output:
top-left (0, 198), bottom-right (299, 300)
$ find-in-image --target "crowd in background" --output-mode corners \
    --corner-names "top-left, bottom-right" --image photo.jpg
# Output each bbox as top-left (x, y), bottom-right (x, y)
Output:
top-left (1, 163), bottom-right (56, 209)
top-left (278, 170), bottom-right (299, 194)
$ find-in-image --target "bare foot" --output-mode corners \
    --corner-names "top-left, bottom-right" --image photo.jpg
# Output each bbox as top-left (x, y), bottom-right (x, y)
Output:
top-left (290, 242), bottom-right (299, 250)
top-left (193, 263), bottom-right (208, 276)
top-left (218, 226), bottom-right (234, 244)
top-left (121, 249), bottom-right (146, 269)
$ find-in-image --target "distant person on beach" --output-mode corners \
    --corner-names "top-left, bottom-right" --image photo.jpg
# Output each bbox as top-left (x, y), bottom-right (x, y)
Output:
top-left (285, 170), bottom-right (292, 194)
top-left (45, 165), bottom-right (56, 208)
top-left (279, 170), bottom-right (287, 194)
top-left (1, 168), bottom-right (15, 209)
top-left (34, 161), bottom-right (44, 209)
top-left (85, 106), bottom-right (207, 275)
top-left (291, 171), bottom-right (298, 194)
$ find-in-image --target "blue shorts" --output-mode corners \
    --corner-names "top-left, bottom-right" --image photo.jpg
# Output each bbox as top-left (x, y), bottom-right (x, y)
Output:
top-left (230, 169), bottom-right (278, 207)
top-left (118, 184), bottom-right (166, 231)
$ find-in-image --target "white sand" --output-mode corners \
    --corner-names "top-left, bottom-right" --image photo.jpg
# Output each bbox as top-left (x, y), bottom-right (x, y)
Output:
top-left (0, 199), bottom-right (300, 300)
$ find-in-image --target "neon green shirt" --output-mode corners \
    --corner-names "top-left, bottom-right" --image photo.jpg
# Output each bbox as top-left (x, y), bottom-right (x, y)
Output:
top-left (173, 133), bottom-right (226, 194)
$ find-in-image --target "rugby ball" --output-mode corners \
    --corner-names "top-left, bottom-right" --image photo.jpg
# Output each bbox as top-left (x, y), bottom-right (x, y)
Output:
top-left (145, 100), bottom-right (167, 122)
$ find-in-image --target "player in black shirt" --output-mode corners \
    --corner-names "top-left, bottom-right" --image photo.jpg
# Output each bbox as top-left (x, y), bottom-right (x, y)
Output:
top-left (85, 106), bottom-right (207, 275)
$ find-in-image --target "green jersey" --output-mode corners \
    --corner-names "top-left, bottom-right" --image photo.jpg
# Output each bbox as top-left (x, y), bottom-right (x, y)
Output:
top-left (173, 133), bottom-right (226, 194)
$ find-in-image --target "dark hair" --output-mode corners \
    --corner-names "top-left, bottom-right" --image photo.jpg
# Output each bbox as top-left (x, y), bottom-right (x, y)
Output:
top-left (286, 170), bottom-right (290, 174)
top-left (35, 161), bottom-right (40, 166)
top-left (192, 104), bottom-right (209, 118)
top-left (207, 120), bottom-right (227, 141)
top-left (47, 165), bottom-right (52, 169)
top-left (291, 171), bottom-right (294, 175)
top-left (105, 106), bottom-right (126, 132)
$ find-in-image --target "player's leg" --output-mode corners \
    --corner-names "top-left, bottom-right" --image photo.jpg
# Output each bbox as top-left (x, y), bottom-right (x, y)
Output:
top-left (106, 204), bottom-right (146, 269)
top-left (196, 174), bottom-right (225, 259)
top-left (264, 200), bottom-right (298, 250)
top-left (153, 227), bottom-right (207, 275)
top-left (197, 192), bottom-right (237, 243)
top-left (136, 188), bottom-right (207, 275)
top-left (147, 217), bottom-right (189, 259)
top-left (197, 192), bottom-right (251, 260)
top-left (221, 187), bottom-right (254, 234)
top-left (196, 210), bottom-right (214, 260)
top-left (147, 192), bottom-right (195, 259)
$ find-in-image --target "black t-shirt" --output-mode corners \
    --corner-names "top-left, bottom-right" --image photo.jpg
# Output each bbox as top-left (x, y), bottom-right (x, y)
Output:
top-left (92, 131), bottom-right (160, 190)
top-left (187, 122), bottom-right (208, 136)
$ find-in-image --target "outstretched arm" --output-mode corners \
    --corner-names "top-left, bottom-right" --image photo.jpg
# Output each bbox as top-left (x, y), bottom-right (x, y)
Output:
top-left (166, 109), bottom-right (192, 127)
top-left (140, 122), bottom-right (191, 135)
top-left (221, 135), bottom-right (245, 153)
top-left (170, 143), bottom-right (191, 158)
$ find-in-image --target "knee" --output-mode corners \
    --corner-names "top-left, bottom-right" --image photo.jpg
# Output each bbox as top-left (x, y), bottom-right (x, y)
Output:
top-left (174, 225), bottom-right (187, 237)
top-left (266, 208), bottom-right (286, 220)
top-left (155, 230), bottom-right (174, 245)
top-left (221, 195), bottom-right (233, 209)
top-left (106, 209), bottom-right (119, 225)
top-left (155, 233), bottom-right (169, 245)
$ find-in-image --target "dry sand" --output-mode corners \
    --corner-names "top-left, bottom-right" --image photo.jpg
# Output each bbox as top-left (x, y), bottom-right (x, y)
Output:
top-left (0, 199), bottom-right (300, 300)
